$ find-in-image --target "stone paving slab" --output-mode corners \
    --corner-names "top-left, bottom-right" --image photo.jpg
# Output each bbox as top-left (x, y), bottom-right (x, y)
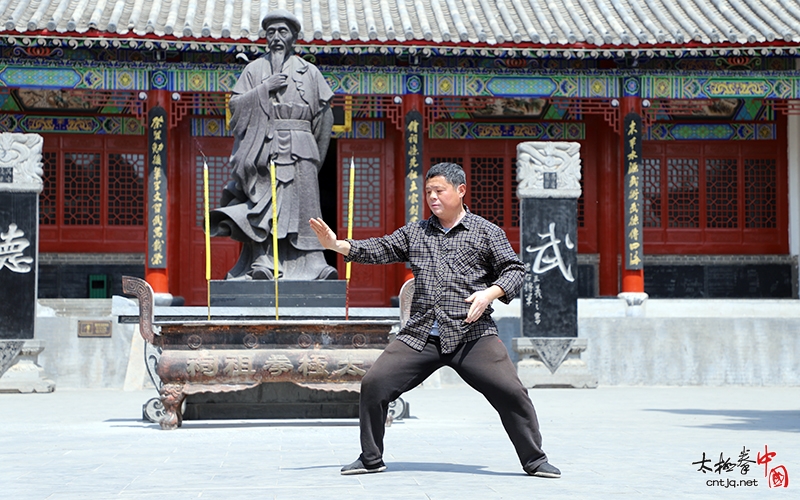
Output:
top-left (1, 385), bottom-right (798, 499)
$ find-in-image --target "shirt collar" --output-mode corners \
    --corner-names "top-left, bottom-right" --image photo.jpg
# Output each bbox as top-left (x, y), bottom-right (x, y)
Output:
top-left (430, 206), bottom-right (472, 233)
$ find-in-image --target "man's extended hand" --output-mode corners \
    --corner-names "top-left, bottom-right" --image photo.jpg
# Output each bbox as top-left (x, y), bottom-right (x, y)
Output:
top-left (464, 285), bottom-right (505, 323)
top-left (309, 218), bottom-right (351, 256)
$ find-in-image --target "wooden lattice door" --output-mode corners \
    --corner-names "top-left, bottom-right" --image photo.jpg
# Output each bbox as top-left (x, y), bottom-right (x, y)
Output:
top-left (337, 139), bottom-right (398, 306)
top-left (39, 135), bottom-right (147, 253)
top-left (642, 140), bottom-right (787, 254)
top-left (178, 136), bottom-right (240, 305)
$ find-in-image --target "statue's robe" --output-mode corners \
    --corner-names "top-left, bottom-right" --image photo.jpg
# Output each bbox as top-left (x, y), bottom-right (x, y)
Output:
top-left (210, 54), bottom-right (334, 279)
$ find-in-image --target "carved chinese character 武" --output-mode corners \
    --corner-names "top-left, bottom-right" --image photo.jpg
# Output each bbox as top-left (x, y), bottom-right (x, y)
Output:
top-left (525, 222), bottom-right (575, 282)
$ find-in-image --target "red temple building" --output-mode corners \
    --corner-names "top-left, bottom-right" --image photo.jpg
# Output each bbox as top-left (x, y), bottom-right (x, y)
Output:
top-left (1, 1), bottom-right (799, 306)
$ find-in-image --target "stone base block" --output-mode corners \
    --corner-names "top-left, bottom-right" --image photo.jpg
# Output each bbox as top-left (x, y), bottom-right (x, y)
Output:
top-left (0, 340), bottom-right (55, 393)
top-left (183, 382), bottom-right (360, 420)
top-left (181, 382), bottom-right (410, 421)
top-left (618, 292), bottom-right (649, 317)
top-left (209, 280), bottom-right (346, 307)
top-left (514, 338), bottom-right (597, 389)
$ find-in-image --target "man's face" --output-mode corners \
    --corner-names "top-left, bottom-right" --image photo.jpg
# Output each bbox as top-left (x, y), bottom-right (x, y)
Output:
top-left (265, 21), bottom-right (296, 53)
top-left (425, 175), bottom-right (465, 220)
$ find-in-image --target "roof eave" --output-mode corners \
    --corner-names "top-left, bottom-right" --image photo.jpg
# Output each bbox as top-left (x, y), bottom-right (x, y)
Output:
top-left (2, 30), bottom-right (799, 59)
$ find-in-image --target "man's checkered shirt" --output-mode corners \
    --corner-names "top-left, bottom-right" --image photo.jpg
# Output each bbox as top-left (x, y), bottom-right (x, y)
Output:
top-left (345, 211), bottom-right (524, 354)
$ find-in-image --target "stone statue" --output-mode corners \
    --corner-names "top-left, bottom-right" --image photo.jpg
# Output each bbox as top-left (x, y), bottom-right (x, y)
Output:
top-left (210, 9), bottom-right (337, 280)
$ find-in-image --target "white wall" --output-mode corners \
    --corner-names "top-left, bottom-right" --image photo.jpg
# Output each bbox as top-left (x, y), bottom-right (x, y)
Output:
top-left (35, 299), bottom-right (139, 389)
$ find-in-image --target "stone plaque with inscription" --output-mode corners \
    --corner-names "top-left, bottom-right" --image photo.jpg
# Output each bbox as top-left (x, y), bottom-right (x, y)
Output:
top-left (520, 198), bottom-right (578, 338)
top-left (0, 133), bottom-right (54, 392)
top-left (514, 141), bottom-right (594, 386)
top-left (516, 142), bottom-right (581, 339)
top-left (77, 320), bottom-right (113, 338)
top-left (0, 133), bottom-right (42, 340)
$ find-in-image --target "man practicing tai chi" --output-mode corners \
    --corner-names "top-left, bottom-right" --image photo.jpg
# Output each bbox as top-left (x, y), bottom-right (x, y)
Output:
top-left (309, 162), bottom-right (560, 478)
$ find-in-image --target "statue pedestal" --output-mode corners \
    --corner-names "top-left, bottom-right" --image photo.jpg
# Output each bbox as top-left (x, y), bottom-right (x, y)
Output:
top-left (513, 338), bottom-right (597, 389)
top-left (209, 280), bottom-right (346, 307)
top-left (0, 340), bottom-right (55, 393)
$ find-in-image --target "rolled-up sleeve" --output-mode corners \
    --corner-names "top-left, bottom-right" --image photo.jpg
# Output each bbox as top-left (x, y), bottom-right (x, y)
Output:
top-left (344, 225), bottom-right (410, 265)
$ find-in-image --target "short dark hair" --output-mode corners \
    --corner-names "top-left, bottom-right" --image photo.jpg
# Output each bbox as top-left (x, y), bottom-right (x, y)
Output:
top-left (426, 162), bottom-right (466, 188)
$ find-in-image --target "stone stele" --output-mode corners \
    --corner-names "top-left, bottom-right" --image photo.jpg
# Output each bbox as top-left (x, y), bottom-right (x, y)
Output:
top-left (0, 132), bottom-right (54, 393)
top-left (514, 140), bottom-right (596, 388)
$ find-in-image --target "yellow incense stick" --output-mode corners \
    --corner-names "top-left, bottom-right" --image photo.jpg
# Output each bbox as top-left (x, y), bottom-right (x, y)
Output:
top-left (346, 157), bottom-right (355, 319)
top-left (270, 160), bottom-right (279, 320)
top-left (346, 157), bottom-right (355, 273)
top-left (203, 158), bottom-right (211, 320)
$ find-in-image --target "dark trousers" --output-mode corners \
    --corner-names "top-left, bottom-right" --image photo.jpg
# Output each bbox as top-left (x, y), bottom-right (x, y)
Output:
top-left (359, 335), bottom-right (548, 470)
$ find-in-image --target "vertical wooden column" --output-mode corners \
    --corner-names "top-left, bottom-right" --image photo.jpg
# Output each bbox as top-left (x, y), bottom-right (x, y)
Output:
top-left (402, 93), bottom-right (424, 225)
top-left (596, 114), bottom-right (619, 296)
top-left (620, 81), bottom-right (644, 294)
top-left (144, 90), bottom-right (171, 295)
top-left (400, 92), bottom-right (424, 283)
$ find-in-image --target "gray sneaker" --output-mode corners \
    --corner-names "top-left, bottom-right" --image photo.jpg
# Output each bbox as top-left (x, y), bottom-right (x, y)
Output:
top-left (340, 456), bottom-right (387, 475)
top-left (524, 461), bottom-right (561, 478)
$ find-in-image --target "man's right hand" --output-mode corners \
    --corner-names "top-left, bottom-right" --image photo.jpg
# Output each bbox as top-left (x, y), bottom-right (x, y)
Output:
top-left (263, 74), bottom-right (289, 93)
top-left (309, 218), bottom-right (351, 256)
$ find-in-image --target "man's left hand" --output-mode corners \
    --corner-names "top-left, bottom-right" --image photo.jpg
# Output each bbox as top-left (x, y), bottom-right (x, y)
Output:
top-left (464, 285), bottom-right (505, 323)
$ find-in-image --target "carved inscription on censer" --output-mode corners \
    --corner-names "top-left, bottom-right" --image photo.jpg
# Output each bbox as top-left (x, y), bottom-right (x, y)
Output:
top-left (183, 352), bottom-right (368, 381)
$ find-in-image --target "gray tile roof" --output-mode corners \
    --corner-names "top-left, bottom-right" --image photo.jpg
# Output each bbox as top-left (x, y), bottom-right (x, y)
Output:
top-left (1, 0), bottom-right (799, 50)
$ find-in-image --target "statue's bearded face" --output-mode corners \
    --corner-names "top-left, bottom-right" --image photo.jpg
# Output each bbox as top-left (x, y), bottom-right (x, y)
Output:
top-left (265, 21), bottom-right (296, 54)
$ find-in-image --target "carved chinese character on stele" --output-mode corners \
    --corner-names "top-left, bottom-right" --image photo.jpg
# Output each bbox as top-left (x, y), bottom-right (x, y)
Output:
top-left (516, 141), bottom-right (581, 340)
top-left (404, 110), bottom-right (424, 224)
top-left (147, 106), bottom-right (168, 269)
top-left (0, 133), bottom-right (43, 341)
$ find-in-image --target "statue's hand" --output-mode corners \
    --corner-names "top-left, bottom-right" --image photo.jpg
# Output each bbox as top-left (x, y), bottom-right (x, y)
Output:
top-left (263, 74), bottom-right (289, 93)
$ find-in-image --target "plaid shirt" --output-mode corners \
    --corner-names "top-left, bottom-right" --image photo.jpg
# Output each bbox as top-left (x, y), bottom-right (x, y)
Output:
top-left (345, 211), bottom-right (524, 354)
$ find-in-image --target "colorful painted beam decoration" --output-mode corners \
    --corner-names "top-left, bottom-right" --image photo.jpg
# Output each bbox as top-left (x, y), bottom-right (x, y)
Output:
top-left (3, 60), bottom-right (800, 100)
top-left (642, 74), bottom-right (800, 99)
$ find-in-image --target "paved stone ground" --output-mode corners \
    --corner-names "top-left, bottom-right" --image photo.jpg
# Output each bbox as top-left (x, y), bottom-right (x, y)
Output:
top-left (1, 385), bottom-right (798, 499)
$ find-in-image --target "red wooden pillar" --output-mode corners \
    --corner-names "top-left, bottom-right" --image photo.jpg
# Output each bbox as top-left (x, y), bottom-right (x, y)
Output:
top-left (402, 94), bottom-right (424, 119)
top-left (145, 89), bottom-right (171, 294)
top-left (597, 114), bottom-right (620, 296)
top-left (399, 93), bottom-right (425, 284)
top-left (620, 95), bottom-right (644, 293)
